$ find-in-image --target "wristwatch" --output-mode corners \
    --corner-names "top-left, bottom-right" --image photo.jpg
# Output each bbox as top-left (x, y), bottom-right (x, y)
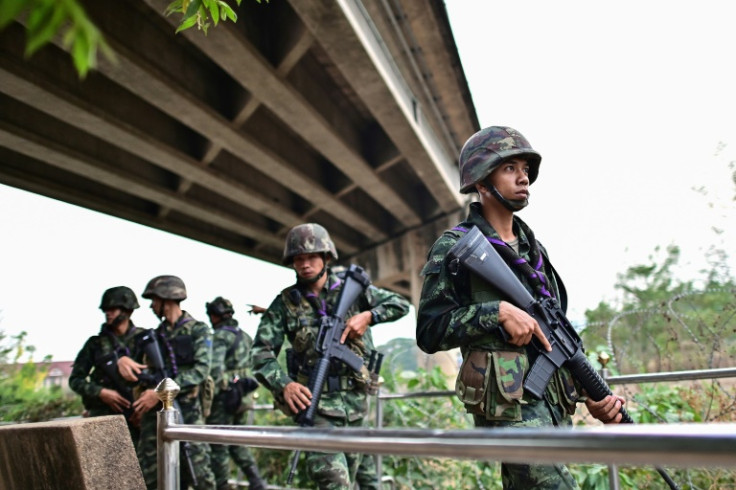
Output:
top-left (370, 309), bottom-right (380, 325)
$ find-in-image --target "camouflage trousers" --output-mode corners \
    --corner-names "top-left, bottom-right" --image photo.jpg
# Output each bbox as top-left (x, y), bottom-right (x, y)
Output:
top-left (354, 453), bottom-right (379, 490)
top-left (474, 398), bottom-right (579, 490)
top-left (137, 397), bottom-right (216, 490)
top-left (206, 397), bottom-right (259, 488)
top-left (303, 414), bottom-right (366, 489)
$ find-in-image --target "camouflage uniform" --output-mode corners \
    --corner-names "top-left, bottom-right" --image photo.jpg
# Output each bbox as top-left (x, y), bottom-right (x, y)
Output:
top-left (69, 322), bottom-right (146, 444)
top-left (417, 125), bottom-right (582, 490)
top-left (206, 314), bottom-right (264, 490)
top-left (135, 310), bottom-right (216, 490)
top-left (352, 313), bottom-right (380, 490)
top-left (252, 268), bottom-right (410, 489)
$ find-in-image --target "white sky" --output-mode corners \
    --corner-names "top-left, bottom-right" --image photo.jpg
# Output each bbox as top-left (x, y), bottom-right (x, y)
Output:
top-left (1, 1), bottom-right (735, 361)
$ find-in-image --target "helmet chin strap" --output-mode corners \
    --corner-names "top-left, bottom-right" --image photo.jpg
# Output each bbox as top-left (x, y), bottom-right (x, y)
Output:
top-left (487, 182), bottom-right (529, 212)
top-left (153, 301), bottom-right (166, 320)
top-left (106, 312), bottom-right (129, 330)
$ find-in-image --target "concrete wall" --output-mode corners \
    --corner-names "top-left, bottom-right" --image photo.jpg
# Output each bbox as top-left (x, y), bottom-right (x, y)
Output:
top-left (0, 415), bottom-right (144, 490)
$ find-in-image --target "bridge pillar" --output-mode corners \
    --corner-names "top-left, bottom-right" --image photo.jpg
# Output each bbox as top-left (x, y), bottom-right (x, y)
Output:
top-left (349, 208), bottom-right (466, 307)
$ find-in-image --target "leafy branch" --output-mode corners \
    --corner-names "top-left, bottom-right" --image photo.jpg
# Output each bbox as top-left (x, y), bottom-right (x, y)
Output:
top-left (0, 0), bottom-right (263, 78)
top-left (165, 0), bottom-right (248, 35)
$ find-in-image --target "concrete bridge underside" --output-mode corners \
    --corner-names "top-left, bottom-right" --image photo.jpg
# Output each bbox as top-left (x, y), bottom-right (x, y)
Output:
top-left (0, 0), bottom-right (478, 304)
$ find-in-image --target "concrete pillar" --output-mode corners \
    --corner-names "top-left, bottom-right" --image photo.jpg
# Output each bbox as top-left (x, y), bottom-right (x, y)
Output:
top-left (0, 415), bottom-right (144, 490)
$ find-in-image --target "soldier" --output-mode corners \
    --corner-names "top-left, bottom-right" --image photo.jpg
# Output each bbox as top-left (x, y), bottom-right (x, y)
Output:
top-left (331, 265), bottom-right (382, 490)
top-left (204, 296), bottom-right (267, 490)
top-left (124, 275), bottom-right (216, 490)
top-left (416, 126), bottom-right (625, 489)
top-left (251, 223), bottom-right (411, 489)
top-left (69, 286), bottom-right (146, 444)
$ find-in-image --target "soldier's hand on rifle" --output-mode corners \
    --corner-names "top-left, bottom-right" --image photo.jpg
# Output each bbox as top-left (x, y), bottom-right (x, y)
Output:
top-left (283, 381), bottom-right (312, 414)
top-left (498, 301), bottom-right (552, 351)
top-left (341, 311), bottom-right (372, 343)
top-left (585, 393), bottom-right (626, 424)
top-left (117, 355), bottom-right (148, 382)
top-left (99, 388), bottom-right (131, 413)
top-left (130, 389), bottom-right (160, 424)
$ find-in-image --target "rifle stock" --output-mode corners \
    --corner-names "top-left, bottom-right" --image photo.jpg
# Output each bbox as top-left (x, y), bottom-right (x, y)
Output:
top-left (287, 264), bottom-right (371, 484)
top-left (448, 226), bottom-right (680, 490)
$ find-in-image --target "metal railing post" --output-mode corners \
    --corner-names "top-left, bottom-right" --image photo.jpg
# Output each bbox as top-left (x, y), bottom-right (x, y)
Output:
top-left (598, 352), bottom-right (620, 490)
top-left (156, 379), bottom-right (181, 490)
top-left (376, 386), bottom-right (384, 485)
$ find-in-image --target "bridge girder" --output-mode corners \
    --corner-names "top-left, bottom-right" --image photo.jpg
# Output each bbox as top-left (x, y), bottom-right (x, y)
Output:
top-left (0, 0), bottom-right (478, 302)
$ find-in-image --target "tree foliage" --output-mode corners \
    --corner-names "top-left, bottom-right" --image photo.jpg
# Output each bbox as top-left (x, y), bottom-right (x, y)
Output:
top-left (0, 329), bottom-right (83, 422)
top-left (0, 0), bottom-right (262, 78)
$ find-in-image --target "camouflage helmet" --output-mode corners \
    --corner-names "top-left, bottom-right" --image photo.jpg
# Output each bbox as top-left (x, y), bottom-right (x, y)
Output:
top-left (458, 126), bottom-right (542, 194)
top-left (206, 296), bottom-right (234, 317)
top-left (282, 223), bottom-right (338, 265)
top-left (99, 286), bottom-right (139, 311)
top-left (141, 275), bottom-right (187, 301)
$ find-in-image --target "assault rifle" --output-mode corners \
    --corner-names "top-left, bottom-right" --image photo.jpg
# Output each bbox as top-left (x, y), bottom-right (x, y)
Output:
top-left (286, 264), bottom-right (372, 484)
top-left (448, 226), bottom-right (679, 490)
top-left (137, 329), bottom-right (198, 487)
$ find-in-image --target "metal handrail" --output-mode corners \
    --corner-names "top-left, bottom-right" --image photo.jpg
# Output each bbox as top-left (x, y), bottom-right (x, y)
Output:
top-left (163, 422), bottom-right (736, 468)
top-left (606, 367), bottom-right (736, 385)
top-left (157, 365), bottom-right (736, 489)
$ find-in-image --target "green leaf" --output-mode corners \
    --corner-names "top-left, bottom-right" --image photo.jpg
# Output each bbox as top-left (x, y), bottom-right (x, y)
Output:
top-left (208, 0), bottom-right (219, 25)
top-left (184, 0), bottom-right (201, 18)
top-left (219, 1), bottom-right (236, 22)
top-left (71, 28), bottom-right (91, 78)
top-left (164, 0), bottom-right (184, 17)
top-left (0, 0), bottom-right (28, 30)
top-left (25, 3), bottom-right (66, 56)
top-left (175, 14), bottom-right (198, 33)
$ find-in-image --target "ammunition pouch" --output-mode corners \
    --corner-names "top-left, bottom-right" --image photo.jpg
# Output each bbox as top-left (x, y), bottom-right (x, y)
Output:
top-left (366, 373), bottom-right (382, 396)
top-left (456, 349), bottom-right (528, 422)
top-left (218, 376), bottom-right (260, 414)
top-left (200, 375), bottom-right (216, 418)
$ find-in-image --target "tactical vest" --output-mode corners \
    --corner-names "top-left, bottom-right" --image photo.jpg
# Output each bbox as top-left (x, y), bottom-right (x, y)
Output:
top-left (447, 227), bottom-right (580, 420)
top-left (280, 283), bottom-right (368, 393)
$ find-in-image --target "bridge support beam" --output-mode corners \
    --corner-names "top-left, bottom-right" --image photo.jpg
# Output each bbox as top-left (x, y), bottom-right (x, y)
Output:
top-left (349, 208), bottom-right (466, 307)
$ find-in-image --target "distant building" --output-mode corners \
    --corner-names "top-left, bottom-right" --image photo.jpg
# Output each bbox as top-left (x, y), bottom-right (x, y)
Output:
top-left (42, 361), bottom-right (74, 391)
top-left (2, 361), bottom-right (74, 392)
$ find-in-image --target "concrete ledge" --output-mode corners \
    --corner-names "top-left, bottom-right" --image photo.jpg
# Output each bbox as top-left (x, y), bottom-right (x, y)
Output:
top-left (0, 415), bottom-right (144, 490)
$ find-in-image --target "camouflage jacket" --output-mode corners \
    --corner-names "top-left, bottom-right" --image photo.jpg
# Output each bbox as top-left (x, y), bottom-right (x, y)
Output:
top-left (210, 318), bottom-right (253, 392)
top-left (417, 202), bottom-right (582, 418)
top-left (252, 268), bottom-right (410, 421)
top-left (135, 311), bottom-right (213, 396)
top-left (417, 202), bottom-right (565, 354)
top-left (69, 322), bottom-right (145, 411)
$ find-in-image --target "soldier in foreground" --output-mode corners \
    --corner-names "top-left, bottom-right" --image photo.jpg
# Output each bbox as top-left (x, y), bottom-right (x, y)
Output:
top-left (416, 126), bottom-right (625, 489)
top-left (251, 223), bottom-right (411, 489)
top-left (204, 296), bottom-right (267, 490)
top-left (119, 275), bottom-right (216, 489)
top-left (69, 286), bottom-right (146, 444)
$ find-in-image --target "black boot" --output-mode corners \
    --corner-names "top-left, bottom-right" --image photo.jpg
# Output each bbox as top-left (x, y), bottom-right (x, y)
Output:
top-left (244, 466), bottom-right (267, 490)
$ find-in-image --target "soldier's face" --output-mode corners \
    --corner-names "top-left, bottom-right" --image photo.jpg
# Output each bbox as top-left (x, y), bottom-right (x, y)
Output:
top-left (489, 158), bottom-right (530, 200)
top-left (150, 297), bottom-right (164, 317)
top-left (103, 307), bottom-right (123, 324)
top-left (293, 253), bottom-right (324, 280)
